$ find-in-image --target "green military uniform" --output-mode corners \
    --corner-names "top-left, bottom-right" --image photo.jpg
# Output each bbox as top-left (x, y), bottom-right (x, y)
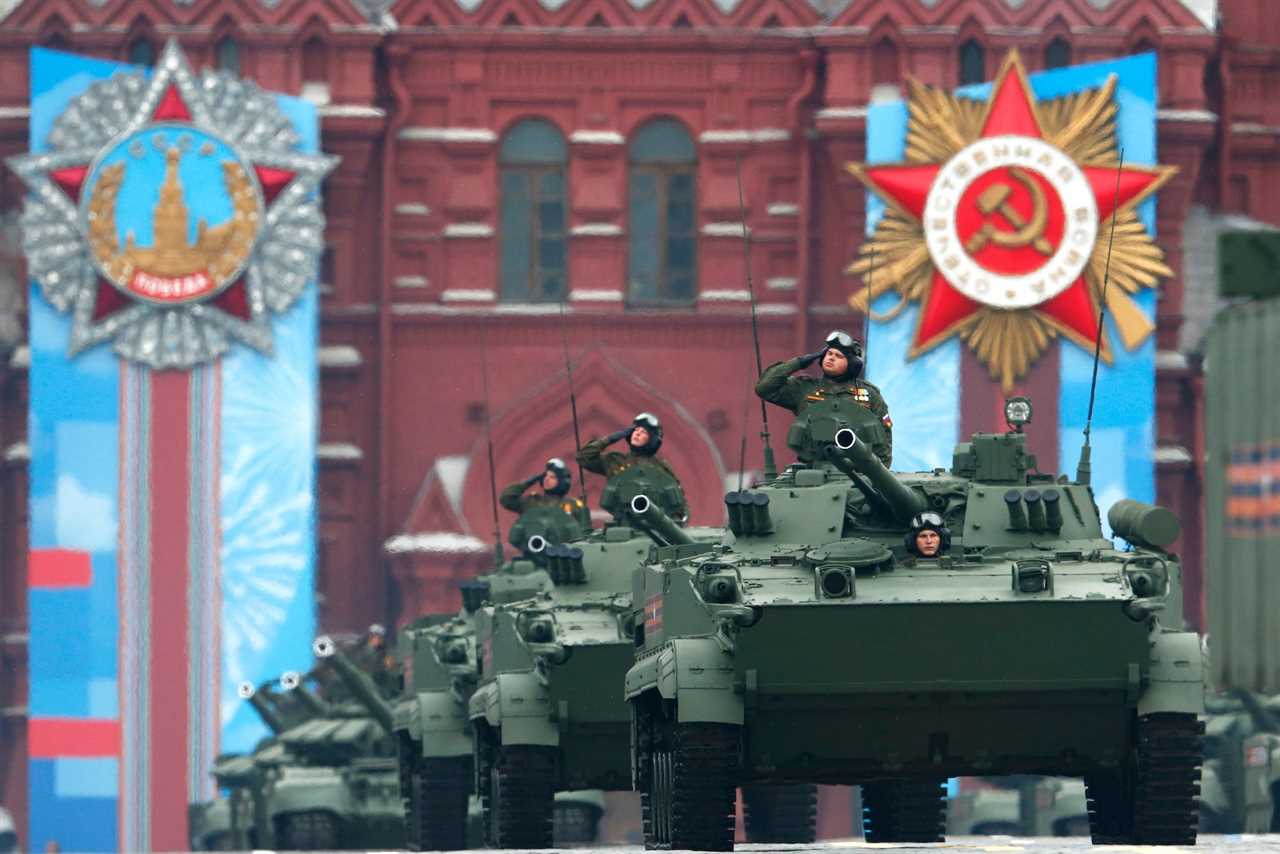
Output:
top-left (756, 356), bottom-right (893, 467)
top-left (499, 480), bottom-right (591, 529)
top-left (577, 436), bottom-right (689, 523)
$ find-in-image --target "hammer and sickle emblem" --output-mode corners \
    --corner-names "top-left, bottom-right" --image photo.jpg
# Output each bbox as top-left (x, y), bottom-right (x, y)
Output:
top-left (964, 167), bottom-right (1054, 257)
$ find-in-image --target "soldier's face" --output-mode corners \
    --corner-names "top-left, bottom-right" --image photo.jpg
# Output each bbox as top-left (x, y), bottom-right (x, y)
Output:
top-left (916, 530), bottom-right (941, 557)
top-left (630, 427), bottom-right (651, 448)
top-left (822, 349), bottom-right (848, 377)
top-left (541, 470), bottom-right (560, 492)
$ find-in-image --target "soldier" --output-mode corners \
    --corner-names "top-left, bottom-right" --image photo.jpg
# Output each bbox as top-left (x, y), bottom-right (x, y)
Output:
top-left (577, 412), bottom-right (689, 523)
top-left (500, 457), bottom-right (591, 530)
top-left (904, 512), bottom-right (951, 559)
top-left (755, 329), bottom-right (893, 466)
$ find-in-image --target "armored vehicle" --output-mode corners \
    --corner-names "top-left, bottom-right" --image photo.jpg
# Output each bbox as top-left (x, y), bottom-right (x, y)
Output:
top-left (394, 561), bottom-right (554, 850)
top-left (625, 399), bottom-right (1204, 850)
top-left (1198, 691), bottom-right (1280, 833)
top-left (468, 469), bottom-right (719, 848)
top-left (262, 659), bottom-right (405, 850)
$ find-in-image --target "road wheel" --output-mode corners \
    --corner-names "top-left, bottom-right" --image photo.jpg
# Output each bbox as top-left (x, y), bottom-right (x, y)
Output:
top-left (638, 704), bottom-right (739, 851)
top-left (487, 745), bottom-right (558, 848)
top-left (279, 811), bottom-right (339, 850)
top-left (404, 754), bottom-right (472, 851)
top-left (1086, 712), bottom-right (1203, 844)
top-left (861, 780), bottom-right (947, 842)
top-left (742, 783), bottom-right (818, 842)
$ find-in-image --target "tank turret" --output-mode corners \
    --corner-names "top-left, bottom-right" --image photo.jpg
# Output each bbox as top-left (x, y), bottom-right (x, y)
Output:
top-left (313, 635), bottom-right (395, 735)
top-left (239, 681), bottom-right (288, 735)
top-left (628, 494), bottom-right (694, 547)
top-left (826, 428), bottom-right (926, 522)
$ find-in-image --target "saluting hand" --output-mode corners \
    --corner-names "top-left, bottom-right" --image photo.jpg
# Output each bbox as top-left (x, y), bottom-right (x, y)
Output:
top-left (605, 429), bottom-right (632, 444)
top-left (796, 350), bottom-right (826, 369)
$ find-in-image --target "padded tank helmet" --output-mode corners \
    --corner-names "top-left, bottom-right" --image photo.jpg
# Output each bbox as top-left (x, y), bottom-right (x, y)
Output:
top-left (543, 457), bottom-right (572, 496)
top-left (904, 511), bottom-right (951, 556)
top-left (821, 329), bottom-right (865, 380)
top-left (629, 412), bottom-right (663, 456)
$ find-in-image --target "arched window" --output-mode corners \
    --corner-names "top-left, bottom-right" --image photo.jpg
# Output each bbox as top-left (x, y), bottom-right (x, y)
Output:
top-left (871, 37), bottom-right (899, 86)
top-left (499, 119), bottom-right (568, 302)
top-left (1131, 38), bottom-right (1157, 56)
top-left (959, 39), bottom-right (985, 85)
top-left (128, 38), bottom-right (155, 67)
top-left (216, 37), bottom-right (240, 74)
top-left (628, 119), bottom-right (697, 305)
top-left (301, 37), bottom-right (327, 82)
top-left (1045, 37), bottom-right (1071, 70)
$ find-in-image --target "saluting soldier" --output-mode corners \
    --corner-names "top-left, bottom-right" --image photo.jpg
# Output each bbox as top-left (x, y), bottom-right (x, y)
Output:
top-left (577, 412), bottom-right (689, 524)
top-left (755, 329), bottom-right (893, 467)
top-left (500, 457), bottom-right (591, 530)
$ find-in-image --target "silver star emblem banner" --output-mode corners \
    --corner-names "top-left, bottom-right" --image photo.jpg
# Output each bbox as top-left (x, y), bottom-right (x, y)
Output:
top-left (7, 40), bottom-right (338, 368)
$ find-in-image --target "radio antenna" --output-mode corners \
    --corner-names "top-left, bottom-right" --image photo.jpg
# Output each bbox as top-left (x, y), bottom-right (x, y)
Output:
top-left (737, 366), bottom-right (752, 491)
top-left (863, 250), bottom-right (875, 374)
top-left (558, 299), bottom-right (590, 512)
top-left (479, 350), bottom-right (504, 566)
top-left (1076, 147), bottom-right (1125, 486)
top-left (736, 155), bottom-right (777, 480)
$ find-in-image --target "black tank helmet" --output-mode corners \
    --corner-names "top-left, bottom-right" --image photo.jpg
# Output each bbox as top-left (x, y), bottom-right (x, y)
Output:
top-left (543, 457), bottom-right (572, 496)
top-left (904, 511), bottom-right (951, 555)
top-left (820, 329), bottom-right (865, 381)
top-left (628, 412), bottom-right (663, 456)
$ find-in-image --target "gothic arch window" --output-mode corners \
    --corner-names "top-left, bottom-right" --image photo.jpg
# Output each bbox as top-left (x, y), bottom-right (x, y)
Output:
top-left (872, 37), bottom-right (899, 86)
top-left (499, 119), bottom-right (568, 302)
top-left (216, 37), bottom-right (240, 74)
top-left (1045, 37), bottom-right (1071, 70)
top-left (959, 39), bottom-right (985, 85)
top-left (301, 37), bottom-right (327, 82)
top-left (627, 119), bottom-right (697, 305)
top-left (128, 38), bottom-right (155, 67)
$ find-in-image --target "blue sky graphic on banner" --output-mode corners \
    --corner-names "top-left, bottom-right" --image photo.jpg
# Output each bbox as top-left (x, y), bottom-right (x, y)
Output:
top-left (865, 53), bottom-right (1159, 522)
top-left (25, 47), bottom-right (320, 847)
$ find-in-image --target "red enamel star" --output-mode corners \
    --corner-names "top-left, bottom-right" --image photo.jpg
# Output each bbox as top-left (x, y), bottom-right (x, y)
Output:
top-left (45, 84), bottom-right (298, 325)
top-left (847, 51), bottom-right (1176, 362)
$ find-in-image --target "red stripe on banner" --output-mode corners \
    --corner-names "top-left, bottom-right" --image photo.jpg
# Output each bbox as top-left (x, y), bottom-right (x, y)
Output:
top-left (148, 370), bottom-right (192, 851)
top-left (960, 346), bottom-right (1059, 473)
top-left (28, 548), bottom-right (92, 588)
top-left (28, 718), bottom-right (121, 757)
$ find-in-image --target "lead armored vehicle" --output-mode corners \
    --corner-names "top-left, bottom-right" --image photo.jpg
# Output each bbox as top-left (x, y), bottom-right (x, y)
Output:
top-left (625, 398), bottom-right (1204, 849)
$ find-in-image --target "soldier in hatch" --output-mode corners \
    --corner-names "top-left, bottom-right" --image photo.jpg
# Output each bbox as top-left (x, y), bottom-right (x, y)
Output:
top-left (499, 457), bottom-right (591, 529)
top-left (755, 329), bottom-right (893, 466)
top-left (904, 512), bottom-right (951, 560)
top-left (577, 412), bottom-right (689, 524)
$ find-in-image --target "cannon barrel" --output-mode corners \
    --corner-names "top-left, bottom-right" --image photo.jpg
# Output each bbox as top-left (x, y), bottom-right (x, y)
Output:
top-left (238, 681), bottom-right (287, 734)
top-left (279, 670), bottom-right (331, 717)
top-left (629, 494), bottom-right (694, 547)
top-left (313, 635), bottom-right (396, 735)
top-left (829, 429), bottom-right (926, 522)
top-left (1108, 499), bottom-right (1180, 548)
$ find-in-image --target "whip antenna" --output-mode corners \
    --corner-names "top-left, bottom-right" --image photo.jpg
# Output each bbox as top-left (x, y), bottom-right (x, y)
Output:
top-left (737, 366), bottom-right (752, 491)
top-left (558, 300), bottom-right (590, 511)
top-left (863, 250), bottom-right (875, 374)
top-left (479, 351), bottom-right (504, 565)
top-left (1076, 147), bottom-right (1125, 485)
top-left (736, 155), bottom-right (777, 479)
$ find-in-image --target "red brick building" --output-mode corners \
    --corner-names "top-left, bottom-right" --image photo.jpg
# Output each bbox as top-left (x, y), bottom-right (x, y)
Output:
top-left (0, 0), bottom-right (1275, 834)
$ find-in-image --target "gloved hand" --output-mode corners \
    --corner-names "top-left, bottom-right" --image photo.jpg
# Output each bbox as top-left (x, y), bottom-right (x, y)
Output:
top-left (796, 350), bottom-right (826, 369)
top-left (606, 428), bottom-right (632, 444)
top-left (524, 472), bottom-right (544, 487)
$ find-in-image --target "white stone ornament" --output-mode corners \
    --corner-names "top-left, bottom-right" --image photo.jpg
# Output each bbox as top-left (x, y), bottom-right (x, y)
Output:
top-left (6, 40), bottom-right (338, 369)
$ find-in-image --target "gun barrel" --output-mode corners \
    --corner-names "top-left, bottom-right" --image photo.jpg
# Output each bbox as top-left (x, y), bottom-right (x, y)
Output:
top-left (314, 636), bottom-right (396, 735)
top-left (240, 682), bottom-right (287, 734)
top-left (283, 678), bottom-right (331, 717)
top-left (629, 494), bottom-right (694, 547)
top-left (830, 430), bottom-right (925, 522)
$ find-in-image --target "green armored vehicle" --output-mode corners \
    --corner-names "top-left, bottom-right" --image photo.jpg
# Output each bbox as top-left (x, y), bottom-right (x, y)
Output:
top-left (395, 563), bottom-right (554, 850)
top-left (468, 465), bottom-right (718, 848)
top-left (1199, 691), bottom-right (1280, 833)
top-left (625, 399), bottom-right (1204, 849)
top-left (262, 662), bottom-right (404, 850)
